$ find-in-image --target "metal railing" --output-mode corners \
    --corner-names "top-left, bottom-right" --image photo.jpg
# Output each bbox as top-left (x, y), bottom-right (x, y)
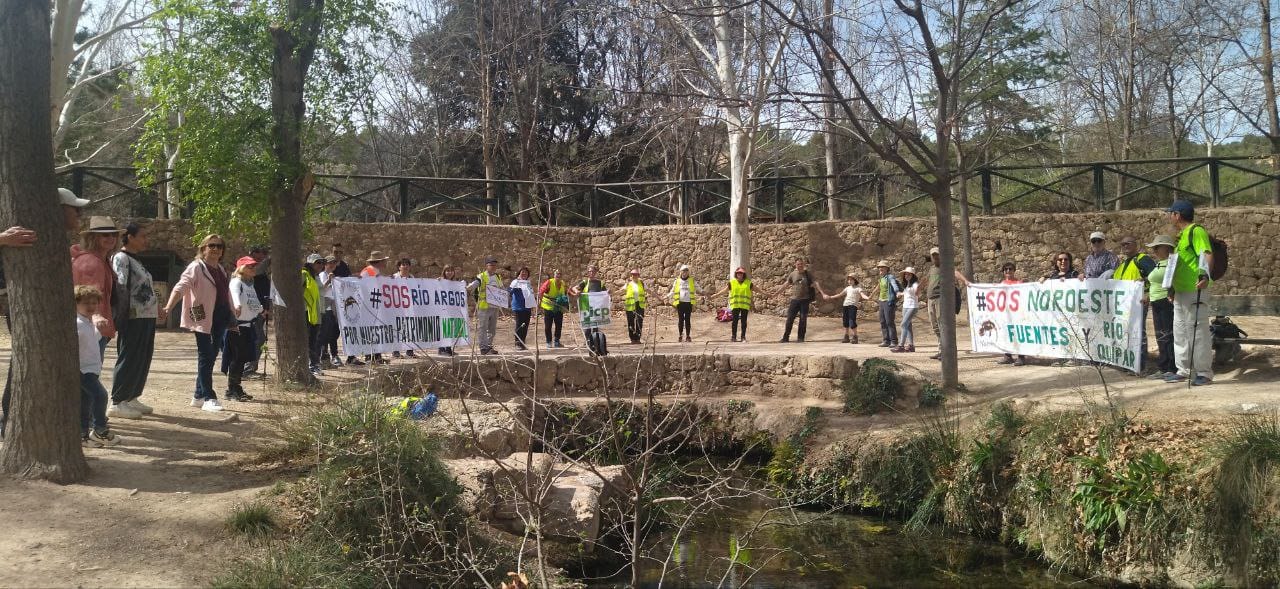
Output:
top-left (59, 156), bottom-right (1279, 225)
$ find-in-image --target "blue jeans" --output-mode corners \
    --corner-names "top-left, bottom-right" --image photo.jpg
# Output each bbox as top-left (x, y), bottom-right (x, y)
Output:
top-left (80, 372), bottom-right (109, 435)
top-left (900, 307), bottom-right (918, 346)
top-left (194, 320), bottom-right (228, 401)
top-left (878, 300), bottom-right (898, 345)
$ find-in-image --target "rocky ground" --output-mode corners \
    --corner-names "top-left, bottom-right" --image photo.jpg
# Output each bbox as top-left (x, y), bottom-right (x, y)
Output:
top-left (0, 307), bottom-right (1275, 587)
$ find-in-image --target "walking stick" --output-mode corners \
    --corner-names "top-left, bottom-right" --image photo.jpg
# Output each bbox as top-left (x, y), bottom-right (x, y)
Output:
top-left (1187, 288), bottom-right (1202, 389)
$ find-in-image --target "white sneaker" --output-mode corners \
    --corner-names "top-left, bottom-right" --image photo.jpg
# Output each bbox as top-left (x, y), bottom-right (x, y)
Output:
top-left (125, 399), bottom-right (154, 415)
top-left (190, 397), bottom-right (203, 408)
top-left (201, 399), bottom-right (224, 412)
top-left (107, 403), bottom-right (143, 419)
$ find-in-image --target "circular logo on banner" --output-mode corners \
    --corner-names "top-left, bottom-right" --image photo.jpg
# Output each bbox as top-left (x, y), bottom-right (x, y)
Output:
top-left (342, 295), bottom-right (361, 324)
top-left (978, 319), bottom-right (999, 340)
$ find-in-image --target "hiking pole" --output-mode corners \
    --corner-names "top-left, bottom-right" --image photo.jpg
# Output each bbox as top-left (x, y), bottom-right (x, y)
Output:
top-left (1187, 288), bottom-right (1202, 390)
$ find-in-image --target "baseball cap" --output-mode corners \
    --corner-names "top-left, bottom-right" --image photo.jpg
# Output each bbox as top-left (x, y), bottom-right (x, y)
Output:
top-left (484, 256), bottom-right (498, 264)
top-left (1089, 231), bottom-right (1106, 241)
top-left (235, 256), bottom-right (258, 268)
top-left (59, 188), bottom-right (89, 207)
top-left (306, 253), bottom-right (324, 264)
top-left (679, 264), bottom-right (690, 271)
top-left (1165, 200), bottom-right (1194, 217)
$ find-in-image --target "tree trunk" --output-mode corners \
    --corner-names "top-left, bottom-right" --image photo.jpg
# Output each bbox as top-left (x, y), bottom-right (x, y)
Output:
top-left (933, 180), bottom-right (960, 389)
top-left (268, 0), bottom-right (323, 385)
top-left (0, 0), bottom-right (90, 483)
top-left (1261, 0), bottom-right (1280, 205)
top-left (727, 127), bottom-right (751, 277)
top-left (956, 172), bottom-right (975, 281)
top-left (821, 0), bottom-right (839, 220)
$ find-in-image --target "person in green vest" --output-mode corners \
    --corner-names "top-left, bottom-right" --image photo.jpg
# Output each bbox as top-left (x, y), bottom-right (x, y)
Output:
top-left (712, 267), bottom-right (759, 342)
top-left (874, 260), bottom-right (900, 348)
top-left (1162, 200), bottom-right (1214, 386)
top-left (538, 268), bottom-right (568, 348)
top-left (621, 269), bottom-right (647, 344)
top-left (669, 264), bottom-right (700, 342)
top-left (467, 256), bottom-right (504, 355)
top-left (1143, 235), bottom-right (1177, 379)
top-left (1115, 235), bottom-right (1157, 375)
top-left (302, 253), bottom-right (325, 376)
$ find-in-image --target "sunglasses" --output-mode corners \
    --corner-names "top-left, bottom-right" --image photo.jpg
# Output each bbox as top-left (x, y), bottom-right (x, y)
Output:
top-left (206, 243), bottom-right (225, 249)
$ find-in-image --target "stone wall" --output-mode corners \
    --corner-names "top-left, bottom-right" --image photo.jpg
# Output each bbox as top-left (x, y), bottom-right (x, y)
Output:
top-left (142, 206), bottom-right (1280, 313)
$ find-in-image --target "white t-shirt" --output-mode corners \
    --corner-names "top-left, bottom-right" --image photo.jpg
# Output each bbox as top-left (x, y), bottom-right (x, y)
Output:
top-left (230, 277), bottom-right (263, 322)
top-left (318, 271), bottom-right (336, 303)
top-left (77, 314), bottom-right (101, 374)
top-left (841, 285), bottom-right (864, 306)
top-left (902, 283), bottom-right (920, 309)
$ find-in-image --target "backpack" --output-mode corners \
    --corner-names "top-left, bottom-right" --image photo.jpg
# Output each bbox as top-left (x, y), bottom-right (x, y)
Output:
top-left (1190, 225), bottom-right (1229, 281)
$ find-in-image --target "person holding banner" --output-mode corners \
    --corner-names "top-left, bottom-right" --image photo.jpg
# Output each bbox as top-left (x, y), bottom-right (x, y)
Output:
top-left (438, 265), bottom-right (463, 357)
top-left (995, 262), bottom-right (1027, 366)
top-left (1164, 200), bottom-right (1214, 386)
top-left (391, 259), bottom-right (418, 358)
top-left (1116, 236), bottom-right (1156, 375)
top-left (572, 265), bottom-right (608, 353)
top-left (510, 267), bottom-right (535, 350)
top-left (669, 265), bottom-right (700, 342)
top-left (468, 257), bottom-right (504, 355)
top-left (1145, 236), bottom-right (1177, 379)
top-left (539, 269), bottom-right (568, 348)
top-left (1041, 251), bottom-right (1079, 281)
top-left (874, 260), bottom-right (900, 348)
top-left (621, 269), bottom-right (647, 344)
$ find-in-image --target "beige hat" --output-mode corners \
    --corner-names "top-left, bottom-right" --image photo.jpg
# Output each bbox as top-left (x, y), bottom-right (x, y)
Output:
top-left (875, 259), bottom-right (891, 268)
top-left (903, 266), bottom-right (917, 275)
top-left (81, 216), bottom-right (123, 234)
top-left (929, 247), bottom-right (940, 256)
top-left (366, 251), bottom-right (389, 263)
top-left (1145, 235), bottom-right (1176, 249)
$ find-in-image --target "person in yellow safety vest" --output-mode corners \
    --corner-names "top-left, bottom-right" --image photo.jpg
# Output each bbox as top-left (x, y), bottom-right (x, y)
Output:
top-left (1116, 236), bottom-right (1157, 375)
top-left (538, 268), bottom-right (567, 348)
top-left (669, 264), bottom-right (700, 342)
top-left (621, 269), bottom-right (647, 344)
top-left (466, 256), bottom-right (504, 355)
top-left (711, 267), bottom-right (759, 342)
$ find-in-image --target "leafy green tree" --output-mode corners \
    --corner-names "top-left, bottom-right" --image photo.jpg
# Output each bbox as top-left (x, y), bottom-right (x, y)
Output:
top-left (135, 0), bottom-right (388, 383)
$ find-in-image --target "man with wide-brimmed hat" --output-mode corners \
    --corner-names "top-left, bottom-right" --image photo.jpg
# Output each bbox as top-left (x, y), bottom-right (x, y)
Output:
top-left (361, 250), bottom-right (389, 277)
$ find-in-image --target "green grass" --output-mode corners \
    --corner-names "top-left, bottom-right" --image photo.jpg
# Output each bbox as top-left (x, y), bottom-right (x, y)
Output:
top-left (1208, 412), bottom-right (1280, 583)
top-left (843, 358), bottom-right (901, 415)
top-left (227, 501), bottom-right (277, 537)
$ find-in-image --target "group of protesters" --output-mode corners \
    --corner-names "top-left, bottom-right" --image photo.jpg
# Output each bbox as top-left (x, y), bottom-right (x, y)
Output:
top-left (0, 188), bottom-right (1222, 448)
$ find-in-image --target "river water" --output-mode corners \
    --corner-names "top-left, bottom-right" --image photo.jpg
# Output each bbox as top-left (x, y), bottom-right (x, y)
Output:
top-left (582, 503), bottom-right (1086, 588)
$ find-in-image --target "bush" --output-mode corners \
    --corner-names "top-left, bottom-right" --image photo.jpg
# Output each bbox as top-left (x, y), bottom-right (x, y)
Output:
top-left (227, 501), bottom-right (277, 537)
top-left (1208, 412), bottom-right (1280, 584)
top-left (842, 358), bottom-right (901, 415)
top-left (918, 382), bottom-right (945, 408)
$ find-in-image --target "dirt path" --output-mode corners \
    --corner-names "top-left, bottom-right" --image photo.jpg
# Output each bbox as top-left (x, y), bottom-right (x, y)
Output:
top-left (0, 308), bottom-right (1275, 587)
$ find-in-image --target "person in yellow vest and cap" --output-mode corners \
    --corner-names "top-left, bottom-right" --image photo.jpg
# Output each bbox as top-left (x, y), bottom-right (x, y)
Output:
top-left (711, 267), bottom-right (759, 342)
top-left (669, 264), bottom-right (701, 342)
top-left (621, 269), bottom-right (647, 344)
top-left (538, 269), bottom-right (568, 348)
top-left (1115, 235), bottom-right (1157, 375)
top-left (467, 256), bottom-right (504, 355)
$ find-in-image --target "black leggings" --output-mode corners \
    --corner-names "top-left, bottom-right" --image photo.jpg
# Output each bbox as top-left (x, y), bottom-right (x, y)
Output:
top-left (543, 310), bottom-right (563, 344)
top-left (514, 309), bottom-right (531, 344)
top-left (731, 308), bottom-right (748, 340)
top-left (676, 302), bottom-right (693, 337)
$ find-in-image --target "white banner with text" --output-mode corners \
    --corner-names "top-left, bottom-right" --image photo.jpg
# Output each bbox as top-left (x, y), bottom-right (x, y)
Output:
top-left (967, 279), bottom-right (1144, 370)
top-left (334, 277), bottom-right (470, 355)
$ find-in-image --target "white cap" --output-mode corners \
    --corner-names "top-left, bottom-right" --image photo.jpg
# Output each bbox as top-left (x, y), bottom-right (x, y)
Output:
top-left (678, 264), bottom-right (690, 272)
top-left (59, 188), bottom-right (89, 208)
top-left (929, 247), bottom-right (940, 255)
top-left (1089, 231), bottom-right (1106, 241)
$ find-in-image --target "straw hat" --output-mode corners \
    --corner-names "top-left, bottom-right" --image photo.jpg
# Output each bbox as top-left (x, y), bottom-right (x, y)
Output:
top-left (366, 251), bottom-right (389, 263)
top-left (81, 216), bottom-right (123, 234)
top-left (1145, 235), bottom-right (1176, 249)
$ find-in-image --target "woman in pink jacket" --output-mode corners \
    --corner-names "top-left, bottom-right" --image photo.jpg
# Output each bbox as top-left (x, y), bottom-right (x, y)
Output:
top-left (162, 235), bottom-right (234, 412)
top-left (71, 216), bottom-right (124, 359)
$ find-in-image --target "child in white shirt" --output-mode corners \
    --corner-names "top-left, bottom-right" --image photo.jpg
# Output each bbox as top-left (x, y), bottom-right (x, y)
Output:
top-left (77, 285), bottom-right (119, 447)
top-left (825, 274), bottom-right (869, 343)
